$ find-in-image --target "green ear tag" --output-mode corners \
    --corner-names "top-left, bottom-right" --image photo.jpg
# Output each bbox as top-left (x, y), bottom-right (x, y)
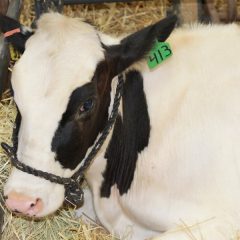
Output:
top-left (147, 41), bottom-right (173, 69)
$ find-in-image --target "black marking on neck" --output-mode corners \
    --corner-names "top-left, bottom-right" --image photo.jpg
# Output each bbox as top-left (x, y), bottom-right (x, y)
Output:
top-left (100, 70), bottom-right (150, 197)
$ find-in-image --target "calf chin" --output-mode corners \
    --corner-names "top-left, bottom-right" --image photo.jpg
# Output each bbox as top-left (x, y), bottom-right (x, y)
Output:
top-left (4, 168), bottom-right (65, 217)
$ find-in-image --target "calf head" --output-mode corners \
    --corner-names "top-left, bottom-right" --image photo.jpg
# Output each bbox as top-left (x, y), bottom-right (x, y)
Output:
top-left (0, 13), bottom-right (176, 217)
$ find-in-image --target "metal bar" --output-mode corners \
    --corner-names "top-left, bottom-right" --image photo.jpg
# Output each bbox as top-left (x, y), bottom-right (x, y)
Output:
top-left (219, 11), bottom-right (240, 21)
top-left (204, 0), bottom-right (220, 23)
top-left (0, 0), bottom-right (9, 15)
top-left (63, 0), bottom-right (136, 4)
top-left (179, 0), bottom-right (199, 24)
top-left (166, 0), bottom-right (181, 26)
top-left (0, 37), bottom-right (9, 98)
top-left (34, 0), bottom-right (139, 19)
top-left (0, 0), bottom-right (9, 98)
top-left (35, 0), bottom-right (64, 19)
top-left (228, 0), bottom-right (237, 22)
top-left (7, 0), bottom-right (22, 19)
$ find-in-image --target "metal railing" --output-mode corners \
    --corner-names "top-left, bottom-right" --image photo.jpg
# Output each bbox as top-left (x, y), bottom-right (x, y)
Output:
top-left (64, 0), bottom-right (135, 3)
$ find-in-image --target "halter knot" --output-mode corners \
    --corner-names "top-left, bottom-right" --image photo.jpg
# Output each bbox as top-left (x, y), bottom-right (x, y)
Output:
top-left (64, 179), bottom-right (84, 206)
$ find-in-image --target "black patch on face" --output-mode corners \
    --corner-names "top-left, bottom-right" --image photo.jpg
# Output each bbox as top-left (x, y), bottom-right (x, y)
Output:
top-left (100, 70), bottom-right (150, 197)
top-left (12, 108), bottom-right (21, 152)
top-left (51, 67), bottom-right (111, 170)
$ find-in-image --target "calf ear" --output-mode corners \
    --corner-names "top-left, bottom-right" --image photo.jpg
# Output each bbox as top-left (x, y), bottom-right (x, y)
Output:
top-left (0, 14), bottom-right (33, 53)
top-left (105, 15), bottom-right (177, 76)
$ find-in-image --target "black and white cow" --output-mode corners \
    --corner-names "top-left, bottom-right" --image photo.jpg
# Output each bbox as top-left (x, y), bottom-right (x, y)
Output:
top-left (1, 13), bottom-right (240, 240)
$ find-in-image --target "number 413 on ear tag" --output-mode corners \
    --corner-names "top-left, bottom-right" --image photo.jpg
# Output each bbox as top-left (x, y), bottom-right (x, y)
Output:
top-left (147, 41), bottom-right (173, 69)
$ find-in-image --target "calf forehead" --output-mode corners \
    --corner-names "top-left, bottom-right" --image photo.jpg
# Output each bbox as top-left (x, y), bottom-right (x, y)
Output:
top-left (12, 13), bottom-right (104, 111)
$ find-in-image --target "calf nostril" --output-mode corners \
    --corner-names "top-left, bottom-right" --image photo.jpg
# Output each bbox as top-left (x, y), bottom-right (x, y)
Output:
top-left (5, 192), bottom-right (44, 216)
top-left (30, 198), bottom-right (41, 208)
top-left (30, 203), bottom-right (35, 208)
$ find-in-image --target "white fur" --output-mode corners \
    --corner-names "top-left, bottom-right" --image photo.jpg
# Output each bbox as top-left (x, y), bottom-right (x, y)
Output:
top-left (85, 24), bottom-right (240, 239)
top-left (5, 13), bottom-right (240, 239)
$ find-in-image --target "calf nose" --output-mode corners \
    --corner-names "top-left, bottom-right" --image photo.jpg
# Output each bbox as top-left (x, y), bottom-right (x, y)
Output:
top-left (5, 191), bottom-right (43, 216)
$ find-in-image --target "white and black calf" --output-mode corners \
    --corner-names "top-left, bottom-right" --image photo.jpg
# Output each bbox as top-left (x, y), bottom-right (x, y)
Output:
top-left (1, 13), bottom-right (240, 240)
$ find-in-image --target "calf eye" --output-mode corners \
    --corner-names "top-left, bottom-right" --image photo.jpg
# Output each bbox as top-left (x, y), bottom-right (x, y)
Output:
top-left (79, 99), bottom-right (94, 113)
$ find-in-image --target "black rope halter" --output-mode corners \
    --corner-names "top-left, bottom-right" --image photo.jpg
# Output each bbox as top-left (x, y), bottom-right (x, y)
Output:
top-left (1, 74), bottom-right (124, 207)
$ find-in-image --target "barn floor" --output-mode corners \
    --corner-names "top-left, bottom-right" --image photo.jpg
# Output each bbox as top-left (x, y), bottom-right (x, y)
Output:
top-left (0, 0), bottom-right (240, 239)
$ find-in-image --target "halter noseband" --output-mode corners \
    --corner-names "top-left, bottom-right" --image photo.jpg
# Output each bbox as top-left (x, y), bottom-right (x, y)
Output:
top-left (1, 74), bottom-right (124, 207)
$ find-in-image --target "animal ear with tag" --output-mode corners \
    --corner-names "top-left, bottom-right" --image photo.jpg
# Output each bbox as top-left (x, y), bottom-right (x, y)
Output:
top-left (104, 15), bottom-right (177, 77)
top-left (0, 14), bottom-right (33, 53)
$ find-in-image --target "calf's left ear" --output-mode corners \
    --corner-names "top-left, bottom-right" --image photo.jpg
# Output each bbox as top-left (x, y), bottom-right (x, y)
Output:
top-left (105, 15), bottom-right (177, 76)
top-left (0, 14), bottom-right (33, 53)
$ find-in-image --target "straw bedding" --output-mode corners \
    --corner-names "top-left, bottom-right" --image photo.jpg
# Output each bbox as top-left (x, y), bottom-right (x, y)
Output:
top-left (0, 0), bottom-right (239, 239)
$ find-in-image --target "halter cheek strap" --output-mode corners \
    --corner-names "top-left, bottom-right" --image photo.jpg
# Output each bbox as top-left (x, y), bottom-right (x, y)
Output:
top-left (3, 28), bottom-right (21, 38)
